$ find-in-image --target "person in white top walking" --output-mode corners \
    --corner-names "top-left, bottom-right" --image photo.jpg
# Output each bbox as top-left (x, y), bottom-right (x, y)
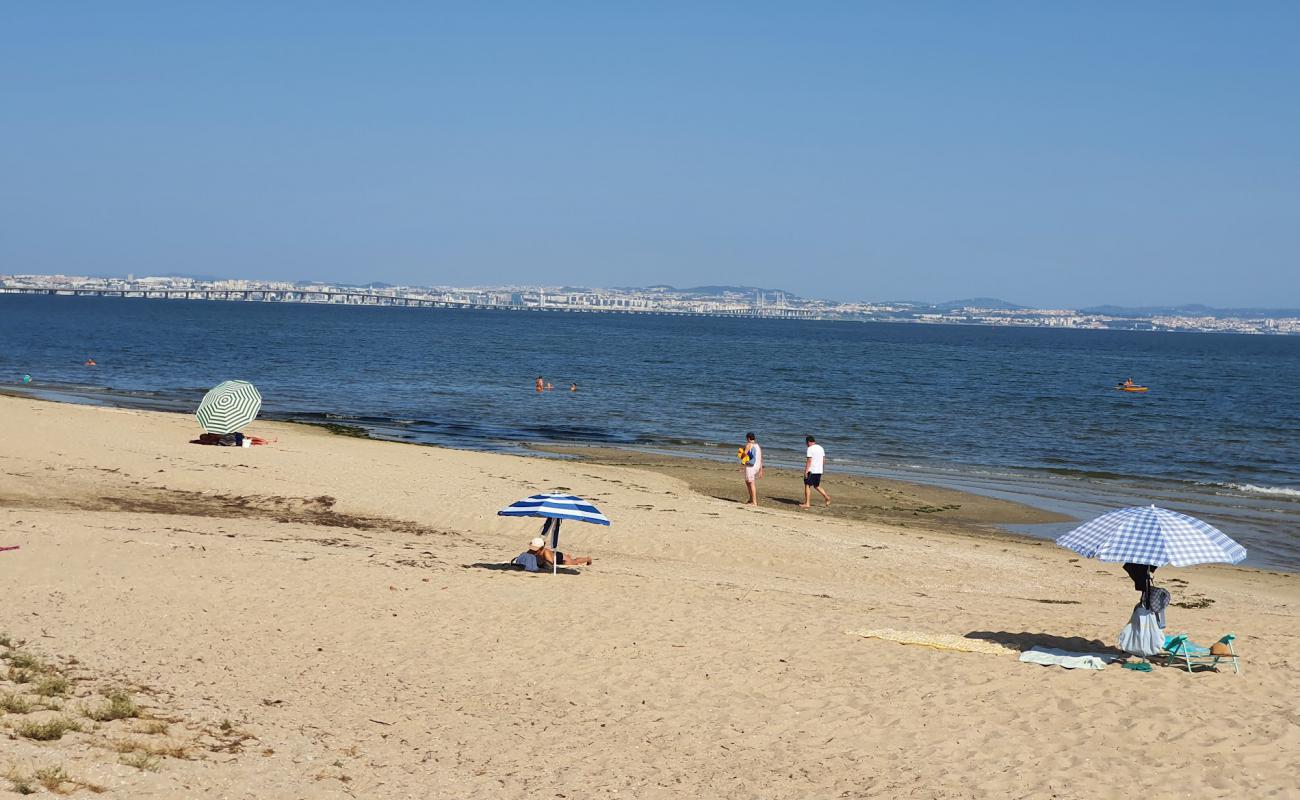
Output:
top-left (800, 435), bottom-right (831, 508)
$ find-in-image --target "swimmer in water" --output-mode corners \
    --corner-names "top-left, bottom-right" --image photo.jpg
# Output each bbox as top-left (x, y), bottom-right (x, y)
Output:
top-left (570, 382), bottom-right (578, 392)
top-left (536, 376), bottom-right (544, 392)
top-left (84, 358), bottom-right (97, 367)
top-left (545, 382), bottom-right (554, 391)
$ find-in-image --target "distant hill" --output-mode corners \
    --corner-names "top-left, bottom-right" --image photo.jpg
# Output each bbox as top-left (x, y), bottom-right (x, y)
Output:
top-left (686, 286), bottom-right (795, 295)
top-left (681, 285), bottom-right (801, 299)
top-left (81, 271), bottom-right (225, 282)
top-left (934, 297), bottom-right (1026, 310)
top-left (1081, 304), bottom-right (1300, 318)
top-left (610, 285), bottom-right (801, 300)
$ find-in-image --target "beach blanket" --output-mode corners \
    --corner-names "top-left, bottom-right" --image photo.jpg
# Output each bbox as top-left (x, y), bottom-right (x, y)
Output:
top-left (847, 629), bottom-right (1014, 656)
top-left (1019, 646), bottom-right (1121, 670)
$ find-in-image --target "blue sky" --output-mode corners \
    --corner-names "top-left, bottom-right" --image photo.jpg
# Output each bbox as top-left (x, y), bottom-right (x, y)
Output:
top-left (3, 3), bottom-right (1297, 307)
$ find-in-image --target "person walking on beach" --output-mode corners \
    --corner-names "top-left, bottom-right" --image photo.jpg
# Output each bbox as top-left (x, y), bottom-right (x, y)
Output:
top-left (800, 435), bottom-right (831, 508)
top-left (741, 432), bottom-right (764, 506)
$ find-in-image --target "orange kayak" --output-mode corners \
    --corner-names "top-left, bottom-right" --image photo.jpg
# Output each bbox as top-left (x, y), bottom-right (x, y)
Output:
top-left (1118, 386), bottom-right (1149, 393)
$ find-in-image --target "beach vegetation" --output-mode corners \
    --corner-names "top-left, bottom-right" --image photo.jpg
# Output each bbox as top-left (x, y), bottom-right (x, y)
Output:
top-left (7, 667), bottom-right (34, 684)
top-left (83, 691), bottom-right (139, 722)
top-left (0, 692), bottom-right (35, 714)
top-left (109, 736), bottom-right (191, 760)
top-left (119, 752), bottom-right (161, 772)
top-left (136, 719), bottom-right (169, 735)
top-left (0, 633), bottom-right (11, 648)
top-left (4, 652), bottom-right (47, 672)
top-left (3, 767), bottom-right (36, 795)
top-left (15, 716), bottom-right (80, 741)
top-left (34, 675), bottom-right (70, 697)
top-left (33, 765), bottom-right (69, 793)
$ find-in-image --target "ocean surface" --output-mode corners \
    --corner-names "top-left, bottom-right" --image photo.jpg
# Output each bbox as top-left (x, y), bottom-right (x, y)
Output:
top-left (4, 294), bottom-right (1299, 570)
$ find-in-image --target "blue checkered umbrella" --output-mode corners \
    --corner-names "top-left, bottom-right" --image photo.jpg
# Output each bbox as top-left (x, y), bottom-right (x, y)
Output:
top-left (498, 493), bottom-right (610, 574)
top-left (1056, 505), bottom-right (1246, 567)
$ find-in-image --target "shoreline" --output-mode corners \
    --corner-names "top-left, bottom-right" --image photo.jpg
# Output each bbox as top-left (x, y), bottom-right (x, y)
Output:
top-left (0, 390), bottom-right (1088, 545)
top-left (0, 392), bottom-right (1287, 584)
top-left (0, 389), bottom-right (1063, 532)
top-left (530, 443), bottom-right (1072, 537)
top-left (5, 385), bottom-right (1297, 571)
top-left (0, 386), bottom-right (1065, 530)
top-left (0, 391), bottom-right (1285, 584)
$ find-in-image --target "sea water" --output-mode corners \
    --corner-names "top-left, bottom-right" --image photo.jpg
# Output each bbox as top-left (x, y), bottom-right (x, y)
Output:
top-left (3, 294), bottom-right (1297, 569)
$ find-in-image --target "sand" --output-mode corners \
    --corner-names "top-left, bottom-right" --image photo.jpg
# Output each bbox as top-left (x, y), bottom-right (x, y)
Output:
top-left (1, 395), bottom-right (1297, 798)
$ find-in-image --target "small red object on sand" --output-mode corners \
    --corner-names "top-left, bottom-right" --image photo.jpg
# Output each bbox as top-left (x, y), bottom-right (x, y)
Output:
top-left (0, 545), bottom-right (19, 553)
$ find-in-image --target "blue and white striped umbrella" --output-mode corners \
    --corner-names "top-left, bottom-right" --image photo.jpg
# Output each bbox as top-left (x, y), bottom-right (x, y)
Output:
top-left (498, 493), bottom-right (610, 574)
top-left (498, 493), bottom-right (611, 525)
top-left (1056, 505), bottom-right (1246, 567)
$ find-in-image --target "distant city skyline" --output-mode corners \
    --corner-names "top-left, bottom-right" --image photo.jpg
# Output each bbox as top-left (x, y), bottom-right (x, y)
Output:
top-left (6, 273), bottom-right (1298, 336)
top-left (3, 4), bottom-right (1298, 307)
top-left (12, 269), bottom-right (1300, 316)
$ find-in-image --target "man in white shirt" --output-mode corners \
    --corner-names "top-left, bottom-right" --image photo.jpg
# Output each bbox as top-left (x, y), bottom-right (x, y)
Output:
top-left (800, 435), bottom-right (831, 508)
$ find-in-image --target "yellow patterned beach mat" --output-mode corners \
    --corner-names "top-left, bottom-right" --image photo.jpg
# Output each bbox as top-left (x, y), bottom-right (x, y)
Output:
top-left (848, 628), bottom-right (1014, 655)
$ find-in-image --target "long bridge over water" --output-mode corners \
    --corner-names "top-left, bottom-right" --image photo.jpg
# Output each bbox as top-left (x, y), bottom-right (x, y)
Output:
top-left (0, 286), bottom-right (817, 319)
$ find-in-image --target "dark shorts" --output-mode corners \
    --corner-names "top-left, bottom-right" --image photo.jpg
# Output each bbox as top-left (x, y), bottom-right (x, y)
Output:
top-left (804, 472), bottom-right (822, 487)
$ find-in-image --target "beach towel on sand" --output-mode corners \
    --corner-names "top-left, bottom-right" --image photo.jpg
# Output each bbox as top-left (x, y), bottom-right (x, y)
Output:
top-left (1019, 646), bottom-right (1121, 670)
top-left (847, 629), bottom-right (1014, 655)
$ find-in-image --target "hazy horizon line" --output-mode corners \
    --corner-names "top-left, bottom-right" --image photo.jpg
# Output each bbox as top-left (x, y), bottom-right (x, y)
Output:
top-left (5, 270), bottom-right (1299, 315)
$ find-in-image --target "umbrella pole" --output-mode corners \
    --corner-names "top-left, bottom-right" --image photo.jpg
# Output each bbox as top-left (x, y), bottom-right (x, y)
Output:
top-left (552, 519), bottom-right (561, 575)
top-left (538, 519), bottom-right (551, 573)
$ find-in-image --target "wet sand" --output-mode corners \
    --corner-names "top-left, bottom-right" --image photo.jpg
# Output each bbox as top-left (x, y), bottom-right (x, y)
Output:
top-left (534, 444), bottom-right (1071, 531)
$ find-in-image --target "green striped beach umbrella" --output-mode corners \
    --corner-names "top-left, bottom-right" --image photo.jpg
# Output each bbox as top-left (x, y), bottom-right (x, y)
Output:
top-left (195, 380), bottom-right (263, 434)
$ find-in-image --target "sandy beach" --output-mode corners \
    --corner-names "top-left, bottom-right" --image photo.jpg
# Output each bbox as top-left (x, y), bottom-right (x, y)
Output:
top-left (1, 394), bottom-right (1297, 798)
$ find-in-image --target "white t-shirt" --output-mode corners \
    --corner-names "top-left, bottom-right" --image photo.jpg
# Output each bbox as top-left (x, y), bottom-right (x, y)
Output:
top-left (806, 443), bottom-right (825, 474)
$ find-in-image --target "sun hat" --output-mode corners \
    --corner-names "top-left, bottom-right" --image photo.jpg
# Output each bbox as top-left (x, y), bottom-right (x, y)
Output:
top-left (529, 537), bottom-right (545, 549)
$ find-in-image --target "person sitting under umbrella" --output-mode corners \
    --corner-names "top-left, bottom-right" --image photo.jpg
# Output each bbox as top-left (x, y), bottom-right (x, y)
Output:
top-left (512, 537), bottom-right (592, 572)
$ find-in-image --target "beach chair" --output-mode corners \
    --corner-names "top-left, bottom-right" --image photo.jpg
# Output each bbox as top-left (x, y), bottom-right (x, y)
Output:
top-left (1163, 633), bottom-right (1241, 675)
